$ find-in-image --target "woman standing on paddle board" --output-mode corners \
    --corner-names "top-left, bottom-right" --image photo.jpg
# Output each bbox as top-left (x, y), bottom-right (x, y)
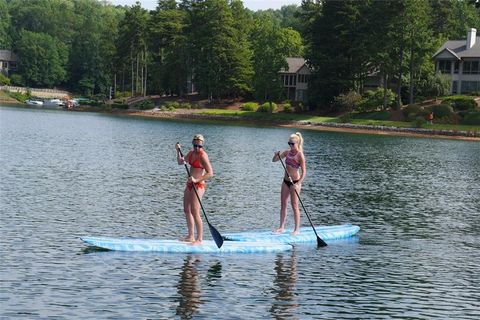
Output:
top-left (175, 134), bottom-right (213, 245)
top-left (272, 132), bottom-right (306, 235)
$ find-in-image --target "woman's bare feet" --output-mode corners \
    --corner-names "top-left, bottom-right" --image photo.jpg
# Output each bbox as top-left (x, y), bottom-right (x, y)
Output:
top-left (190, 240), bottom-right (203, 246)
top-left (272, 228), bottom-right (285, 234)
top-left (291, 230), bottom-right (300, 236)
top-left (179, 236), bottom-right (194, 242)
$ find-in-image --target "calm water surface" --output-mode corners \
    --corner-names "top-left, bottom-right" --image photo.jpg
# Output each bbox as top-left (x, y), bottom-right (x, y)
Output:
top-left (1, 105), bottom-right (479, 319)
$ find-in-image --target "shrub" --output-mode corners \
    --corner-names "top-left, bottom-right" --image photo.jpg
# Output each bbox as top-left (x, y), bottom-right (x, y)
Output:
top-left (179, 102), bottom-right (192, 109)
top-left (283, 103), bottom-right (293, 113)
top-left (339, 112), bottom-right (351, 123)
top-left (0, 73), bottom-right (10, 85)
top-left (115, 91), bottom-right (132, 99)
top-left (413, 116), bottom-right (427, 128)
top-left (112, 103), bottom-right (129, 110)
top-left (258, 102), bottom-right (277, 113)
top-left (442, 96), bottom-right (476, 111)
top-left (162, 101), bottom-right (179, 111)
top-left (353, 111), bottom-right (391, 120)
top-left (461, 111), bottom-right (480, 125)
top-left (134, 100), bottom-right (154, 110)
top-left (402, 104), bottom-right (422, 118)
top-left (9, 74), bottom-right (24, 86)
top-left (432, 103), bottom-right (455, 118)
top-left (241, 102), bottom-right (258, 111)
top-left (6, 90), bottom-right (29, 102)
top-left (357, 88), bottom-right (394, 112)
top-left (295, 102), bottom-right (304, 113)
top-left (333, 91), bottom-right (362, 112)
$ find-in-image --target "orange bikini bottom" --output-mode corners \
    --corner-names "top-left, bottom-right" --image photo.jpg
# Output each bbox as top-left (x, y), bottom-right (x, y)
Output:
top-left (186, 181), bottom-right (206, 191)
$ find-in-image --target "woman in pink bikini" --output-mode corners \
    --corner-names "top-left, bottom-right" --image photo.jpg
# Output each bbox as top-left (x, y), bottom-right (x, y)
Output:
top-left (175, 134), bottom-right (213, 245)
top-left (272, 132), bottom-right (306, 235)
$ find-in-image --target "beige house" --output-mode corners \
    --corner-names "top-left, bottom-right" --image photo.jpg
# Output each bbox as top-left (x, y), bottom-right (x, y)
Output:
top-left (433, 28), bottom-right (480, 94)
top-left (0, 50), bottom-right (18, 77)
top-left (279, 57), bottom-right (310, 101)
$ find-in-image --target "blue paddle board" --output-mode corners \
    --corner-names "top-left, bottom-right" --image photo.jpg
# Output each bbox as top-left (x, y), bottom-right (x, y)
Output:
top-left (81, 236), bottom-right (292, 253)
top-left (223, 224), bottom-right (360, 243)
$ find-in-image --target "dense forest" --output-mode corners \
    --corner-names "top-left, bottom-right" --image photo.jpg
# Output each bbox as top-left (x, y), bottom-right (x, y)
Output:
top-left (0, 0), bottom-right (479, 111)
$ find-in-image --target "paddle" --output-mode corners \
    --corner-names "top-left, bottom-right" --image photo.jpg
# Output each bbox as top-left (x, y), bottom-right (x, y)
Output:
top-left (276, 151), bottom-right (328, 247)
top-left (177, 145), bottom-right (224, 249)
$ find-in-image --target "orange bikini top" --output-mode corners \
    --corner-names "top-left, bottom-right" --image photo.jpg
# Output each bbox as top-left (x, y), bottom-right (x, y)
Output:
top-left (188, 150), bottom-right (205, 169)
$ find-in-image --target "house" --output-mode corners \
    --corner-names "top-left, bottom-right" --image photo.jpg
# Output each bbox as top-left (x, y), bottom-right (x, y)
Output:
top-left (279, 57), bottom-right (310, 102)
top-left (433, 28), bottom-right (480, 94)
top-left (0, 50), bottom-right (19, 77)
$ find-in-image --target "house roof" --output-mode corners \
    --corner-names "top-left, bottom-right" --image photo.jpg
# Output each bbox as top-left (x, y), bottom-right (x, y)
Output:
top-left (433, 37), bottom-right (480, 59)
top-left (0, 50), bottom-right (18, 61)
top-left (280, 57), bottom-right (306, 73)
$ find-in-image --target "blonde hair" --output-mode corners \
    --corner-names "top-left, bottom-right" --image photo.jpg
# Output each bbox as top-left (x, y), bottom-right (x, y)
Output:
top-left (192, 134), bottom-right (204, 142)
top-left (290, 132), bottom-right (303, 151)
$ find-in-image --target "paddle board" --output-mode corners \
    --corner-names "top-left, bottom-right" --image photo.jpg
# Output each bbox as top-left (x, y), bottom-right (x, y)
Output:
top-left (81, 236), bottom-right (292, 253)
top-left (223, 224), bottom-right (360, 243)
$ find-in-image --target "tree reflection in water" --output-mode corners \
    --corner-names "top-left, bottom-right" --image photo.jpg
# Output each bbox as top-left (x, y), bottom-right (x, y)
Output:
top-left (270, 249), bottom-right (299, 319)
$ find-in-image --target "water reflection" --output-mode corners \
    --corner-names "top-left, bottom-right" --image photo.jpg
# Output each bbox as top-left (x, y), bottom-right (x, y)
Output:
top-left (176, 255), bottom-right (203, 319)
top-left (270, 249), bottom-right (299, 319)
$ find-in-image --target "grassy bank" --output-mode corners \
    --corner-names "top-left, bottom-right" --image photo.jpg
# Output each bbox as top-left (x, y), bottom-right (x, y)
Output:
top-left (197, 108), bottom-right (480, 132)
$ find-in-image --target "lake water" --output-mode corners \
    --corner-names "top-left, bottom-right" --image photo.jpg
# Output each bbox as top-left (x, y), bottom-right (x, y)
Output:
top-left (1, 105), bottom-right (479, 319)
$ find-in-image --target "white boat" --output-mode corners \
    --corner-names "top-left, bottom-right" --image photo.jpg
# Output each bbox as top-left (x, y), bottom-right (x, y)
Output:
top-left (25, 99), bottom-right (43, 106)
top-left (43, 98), bottom-right (64, 108)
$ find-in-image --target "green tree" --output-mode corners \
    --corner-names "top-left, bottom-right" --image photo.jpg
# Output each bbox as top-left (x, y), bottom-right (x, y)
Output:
top-left (302, 0), bottom-right (371, 110)
top-left (189, 0), bottom-right (253, 99)
top-left (15, 30), bottom-right (68, 87)
top-left (0, 0), bottom-right (12, 48)
top-left (149, 0), bottom-right (190, 96)
top-left (69, 0), bottom-right (121, 96)
top-left (251, 14), bottom-right (303, 100)
top-left (116, 2), bottom-right (150, 96)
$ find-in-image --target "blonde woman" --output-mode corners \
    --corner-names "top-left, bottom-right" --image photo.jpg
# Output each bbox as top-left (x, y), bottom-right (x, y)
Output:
top-left (175, 134), bottom-right (213, 245)
top-left (272, 132), bottom-right (306, 235)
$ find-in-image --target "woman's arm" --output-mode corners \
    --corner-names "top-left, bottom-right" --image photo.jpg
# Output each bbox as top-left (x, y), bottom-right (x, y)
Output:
top-left (175, 143), bottom-right (187, 165)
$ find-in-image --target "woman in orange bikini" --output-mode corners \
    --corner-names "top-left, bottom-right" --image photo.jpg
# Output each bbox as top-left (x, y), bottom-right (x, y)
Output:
top-left (175, 134), bottom-right (213, 245)
top-left (272, 132), bottom-right (306, 235)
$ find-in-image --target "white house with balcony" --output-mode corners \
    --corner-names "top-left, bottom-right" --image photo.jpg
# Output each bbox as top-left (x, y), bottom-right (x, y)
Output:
top-left (279, 57), bottom-right (310, 102)
top-left (432, 28), bottom-right (480, 94)
top-left (0, 50), bottom-right (18, 77)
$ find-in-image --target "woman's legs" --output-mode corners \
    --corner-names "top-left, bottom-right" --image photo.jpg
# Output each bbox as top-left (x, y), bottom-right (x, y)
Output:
top-left (190, 187), bottom-right (205, 245)
top-left (274, 182), bottom-right (290, 233)
top-left (290, 184), bottom-right (302, 235)
top-left (180, 188), bottom-right (195, 242)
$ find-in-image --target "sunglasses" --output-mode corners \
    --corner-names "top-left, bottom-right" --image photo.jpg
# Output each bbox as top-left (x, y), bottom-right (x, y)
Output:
top-left (288, 142), bottom-right (296, 146)
top-left (193, 144), bottom-right (203, 148)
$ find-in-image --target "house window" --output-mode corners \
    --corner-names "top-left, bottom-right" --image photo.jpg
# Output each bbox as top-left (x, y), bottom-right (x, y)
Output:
top-left (298, 74), bottom-right (305, 83)
top-left (10, 62), bottom-right (17, 70)
top-left (452, 81), bottom-right (458, 94)
top-left (454, 61), bottom-right (459, 74)
top-left (438, 60), bottom-right (451, 74)
top-left (461, 81), bottom-right (480, 93)
top-left (463, 61), bottom-right (480, 74)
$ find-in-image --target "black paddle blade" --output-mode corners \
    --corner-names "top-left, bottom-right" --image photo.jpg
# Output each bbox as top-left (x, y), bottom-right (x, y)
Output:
top-left (209, 223), bottom-right (224, 248)
top-left (317, 236), bottom-right (328, 247)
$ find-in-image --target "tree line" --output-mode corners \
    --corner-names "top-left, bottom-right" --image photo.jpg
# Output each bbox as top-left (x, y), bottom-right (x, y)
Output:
top-left (0, 0), bottom-right (479, 111)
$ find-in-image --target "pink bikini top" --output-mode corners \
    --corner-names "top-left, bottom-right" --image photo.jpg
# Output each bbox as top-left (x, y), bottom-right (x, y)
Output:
top-left (285, 151), bottom-right (300, 169)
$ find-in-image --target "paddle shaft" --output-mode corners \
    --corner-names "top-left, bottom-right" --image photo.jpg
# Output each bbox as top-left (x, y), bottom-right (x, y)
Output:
top-left (276, 152), bottom-right (327, 247)
top-left (177, 146), bottom-right (223, 248)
